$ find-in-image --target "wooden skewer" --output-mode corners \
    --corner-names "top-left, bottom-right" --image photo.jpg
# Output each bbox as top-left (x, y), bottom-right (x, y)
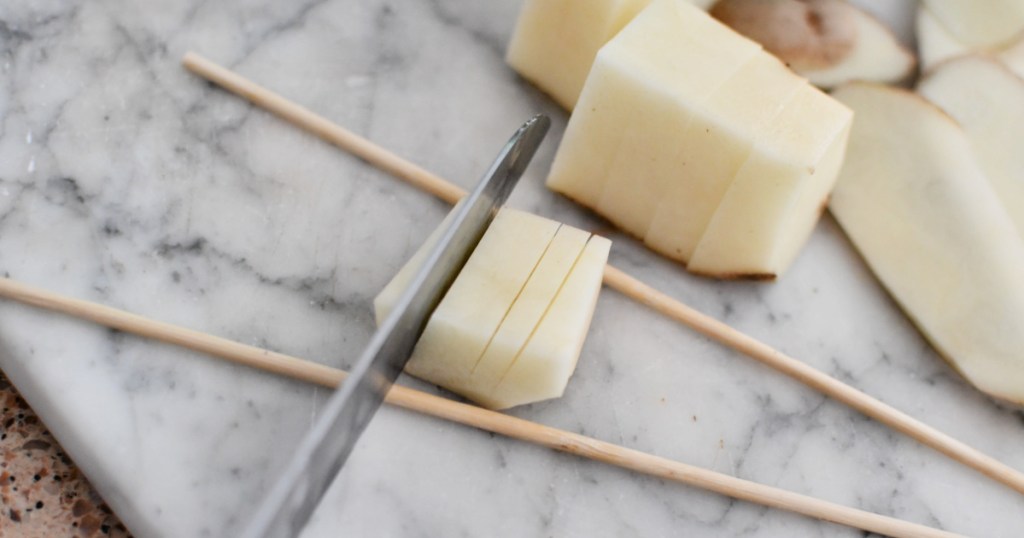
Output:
top-left (181, 51), bottom-right (1024, 497)
top-left (0, 277), bottom-right (959, 538)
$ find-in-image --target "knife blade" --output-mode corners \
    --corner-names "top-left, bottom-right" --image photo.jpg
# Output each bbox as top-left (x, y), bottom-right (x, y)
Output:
top-left (242, 114), bottom-right (550, 538)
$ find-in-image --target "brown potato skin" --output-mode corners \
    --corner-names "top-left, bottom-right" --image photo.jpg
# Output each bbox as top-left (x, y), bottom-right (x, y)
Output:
top-left (711, 0), bottom-right (857, 71)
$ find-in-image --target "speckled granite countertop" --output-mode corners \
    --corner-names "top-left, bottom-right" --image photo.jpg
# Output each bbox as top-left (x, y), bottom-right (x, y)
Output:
top-left (0, 371), bottom-right (129, 537)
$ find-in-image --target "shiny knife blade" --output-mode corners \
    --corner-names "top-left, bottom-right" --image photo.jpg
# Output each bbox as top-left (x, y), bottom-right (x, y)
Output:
top-left (243, 114), bottom-right (551, 538)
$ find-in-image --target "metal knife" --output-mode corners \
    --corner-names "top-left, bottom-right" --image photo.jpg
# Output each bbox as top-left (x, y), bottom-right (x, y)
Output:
top-left (242, 114), bottom-right (551, 538)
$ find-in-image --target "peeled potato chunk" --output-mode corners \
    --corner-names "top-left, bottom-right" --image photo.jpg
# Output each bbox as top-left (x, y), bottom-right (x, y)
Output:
top-left (506, 0), bottom-right (716, 110)
top-left (688, 83), bottom-right (851, 278)
top-left (918, 56), bottom-right (1024, 237)
top-left (375, 207), bottom-right (611, 410)
top-left (830, 83), bottom-right (1024, 404)
top-left (589, 1), bottom-right (762, 243)
top-left (548, 0), bottom-right (765, 247)
top-left (492, 235), bottom-right (610, 409)
top-left (547, 0), bottom-right (850, 278)
top-left (642, 54), bottom-right (805, 266)
top-left (506, 0), bottom-right (649, 110)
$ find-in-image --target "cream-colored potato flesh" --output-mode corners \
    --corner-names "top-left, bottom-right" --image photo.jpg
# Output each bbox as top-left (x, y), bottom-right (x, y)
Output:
top-left (921, 0), bottom-right (1024, 50)
top-left (544, 59), bottom-right (656, 211)
top-left (687, 84), bottom-right (852, 277)
top-left (830, 83), bottom-right (1024, 404)
top-left (642, 54), bottom-right (804, 261)
top-left (375, 208), bottom-right (610, 410)
top-left (592, 0), bottom-right (767, 239)
top-left (492, 235), bottom-right (611, 410)
top-left (547, 0), bottom-right (849, 277)
top-left (917, 6), bottom-right (1024, 77)
top-left (919, 56), bottom-right (1024, 237)
top-left (505, 0), bottom-right (649, 110)
top-left (505, 0), bottom-right (717, 111)
top-left (465, 225), bottom-right (590, 406)
top-left (548, 0), bottom-right (761, 233)
top-left (401, 209), bottom-right (559, 400)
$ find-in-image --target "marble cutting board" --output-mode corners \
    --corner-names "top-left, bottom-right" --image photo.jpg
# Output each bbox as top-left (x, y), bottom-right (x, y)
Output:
top-left (1, 0), bottom-right (1023, 536)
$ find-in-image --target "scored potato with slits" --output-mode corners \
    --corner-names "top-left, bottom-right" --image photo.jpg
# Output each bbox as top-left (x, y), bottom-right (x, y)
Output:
top-left (376, 206), bottom-right (610, 410)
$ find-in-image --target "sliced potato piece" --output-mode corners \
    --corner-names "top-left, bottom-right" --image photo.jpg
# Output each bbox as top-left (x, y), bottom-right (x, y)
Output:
top-left (506, 0), bottom-right (649, 110)
top-left (921, 0), bottom-right (1024, 50)
top-left (375, 207), bottom-right (610, 409)
top-left (549, 0), bottom-right (850, 277)
top-left (590, 1), bottom-right (769, 239)
top-left (467, 225), bottom-right (590, 406)
top-left (393, 209), bottom-right (558, 400)
top-left (688, 83), bottom-right (851, 278)
top-left (505, 0), bottom-right (719, 110)
top-left (493, 235), bottom-right (611, 409)
top-left (829, 82), bottom-right (1024, 404)
top-left (712, 0), bottom-right (915, 88)
top-left (547, 0), bottom-right (761, 230)
top-left (642, 54), bottom-right (804, 261)
top-left (917, 5), bottom-right (1024, 79)
top-left (916, 6), bottom-right (969, 72)
top-left (918, 56), bottom-right (1024, 237)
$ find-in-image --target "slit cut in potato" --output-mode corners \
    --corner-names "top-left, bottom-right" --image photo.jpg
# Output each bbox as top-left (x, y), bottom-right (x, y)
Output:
top-left (375, 207), bottom-right (611, 410)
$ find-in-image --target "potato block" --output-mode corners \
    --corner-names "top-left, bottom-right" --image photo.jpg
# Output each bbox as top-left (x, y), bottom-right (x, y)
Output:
top-left (375, 207), bottom-right (610, 409)
top-left (506, 0), bottom-right (650, 110)
top-left (467, 225), bottom-right (592, 408)
top-left (399, 209), bottom-right (559, 397)
top-left (642, 54), bottom-right (804, 260)
top-left (830, 83), bottom-right (1024, 404)
top-left (492, 235), bottom-right (611, 409)
top-left (547, 0), bottom-right (763, 240)
top-left (686, 84), bottom-right (852, 278)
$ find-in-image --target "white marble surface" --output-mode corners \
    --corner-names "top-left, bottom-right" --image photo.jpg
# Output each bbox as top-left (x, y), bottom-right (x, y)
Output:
top-left (0, 0), bottom-right (1022, 536)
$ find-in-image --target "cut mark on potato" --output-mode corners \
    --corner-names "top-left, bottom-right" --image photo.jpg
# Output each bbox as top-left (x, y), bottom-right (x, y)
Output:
top-left (642, 54), bottom-right (805, 262)
top-left (468, 223), bottom-right (564, 374)
top-left (376, 207), bottom-right (611, 409)
top-left (401, 209), bottom-right (560, 398)
top-left (494, 234), bottom-right (592, 388)
top-left (550, 0), bottom-right (761, 227)
top-left (492, 235), bottom-right (611, 408)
